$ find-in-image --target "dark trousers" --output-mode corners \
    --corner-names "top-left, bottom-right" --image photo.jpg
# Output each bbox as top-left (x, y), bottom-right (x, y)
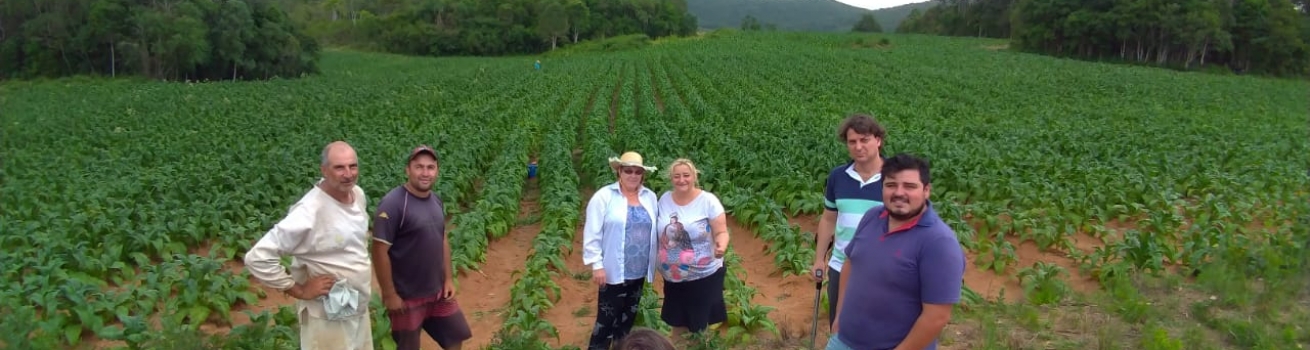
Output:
top-left (827, 266), bottom-right (841, 327)
top-left (588, 278), bottom-right (645, 350)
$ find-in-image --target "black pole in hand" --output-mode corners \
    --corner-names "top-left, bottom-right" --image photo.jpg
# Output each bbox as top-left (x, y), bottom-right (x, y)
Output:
top-left (810, 268), bottom-right (824, 350)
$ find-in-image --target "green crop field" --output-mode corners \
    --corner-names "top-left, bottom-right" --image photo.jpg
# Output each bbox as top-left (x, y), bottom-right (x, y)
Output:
top-left (2, 31), bottom-right (1307, 350)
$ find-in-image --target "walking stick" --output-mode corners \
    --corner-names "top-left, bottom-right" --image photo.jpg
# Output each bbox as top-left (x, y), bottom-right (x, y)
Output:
top-left (810, 268), bottom-right (824, 350)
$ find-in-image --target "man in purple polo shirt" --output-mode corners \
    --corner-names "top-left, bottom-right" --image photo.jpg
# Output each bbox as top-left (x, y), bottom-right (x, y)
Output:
top-left (372, 145), bottom-right (472, 350)
top-left (828, 153), bottom-right (965, 350)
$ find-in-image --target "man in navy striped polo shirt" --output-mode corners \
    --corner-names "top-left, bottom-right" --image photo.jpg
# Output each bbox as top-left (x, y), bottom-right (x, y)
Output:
top-left (828, 154), bottom-right (966, 350)
top-left (812, 114), bottom-right (887, 327)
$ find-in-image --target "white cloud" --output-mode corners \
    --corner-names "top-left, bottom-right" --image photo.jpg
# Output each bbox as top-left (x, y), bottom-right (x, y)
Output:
top-left (834, 0), bottom-right (929, 10)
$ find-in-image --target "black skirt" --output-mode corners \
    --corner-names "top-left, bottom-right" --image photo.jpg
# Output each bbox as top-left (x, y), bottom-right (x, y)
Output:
top-left (660, 265), bottom-right (728, 332)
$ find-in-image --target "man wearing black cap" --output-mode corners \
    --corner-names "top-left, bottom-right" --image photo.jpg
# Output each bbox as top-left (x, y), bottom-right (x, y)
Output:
top-left (371, 145), bottom-right (472, 350)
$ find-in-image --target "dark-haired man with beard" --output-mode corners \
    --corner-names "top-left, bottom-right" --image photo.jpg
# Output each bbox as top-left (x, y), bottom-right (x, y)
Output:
top-left (827, 153), bottom-right (966, 350)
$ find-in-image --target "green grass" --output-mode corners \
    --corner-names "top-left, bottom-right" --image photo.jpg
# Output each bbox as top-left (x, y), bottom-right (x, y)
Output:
top-left (1, 30), bottom-right (1307, 349)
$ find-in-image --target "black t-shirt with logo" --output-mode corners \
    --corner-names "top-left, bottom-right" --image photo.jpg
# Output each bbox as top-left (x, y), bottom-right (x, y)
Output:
top-left (372, 186), bottom-right (447, 300)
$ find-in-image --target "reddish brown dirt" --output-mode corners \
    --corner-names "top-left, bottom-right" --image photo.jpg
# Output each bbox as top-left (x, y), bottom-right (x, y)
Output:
top-left (544, 224), bottom-right (601, 348)
top-left (542, 187), bottom-right (598, 348)
top-left (458, 182), bottom-right (543, 350)
top-left (787, 214), bottom-right (822, 235)
top-left (964, 235), bottom-right (1102, 303)
top-left (456, 223), bottom-right (538, 349)
top-left (727, 216), bottom-right (832, 347)
top-left (962, 259), bottom-right (1021, 302)
top-left (958, 211), bottom-right (1110, 303)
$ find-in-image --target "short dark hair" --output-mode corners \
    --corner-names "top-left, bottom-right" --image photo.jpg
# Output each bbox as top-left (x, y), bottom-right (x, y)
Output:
top-left (616, 328), bottom-right (675, 350)
top-left (882, 153), bottom-right (931, 185)
top-left (837, 114), bottom-right (886, 142)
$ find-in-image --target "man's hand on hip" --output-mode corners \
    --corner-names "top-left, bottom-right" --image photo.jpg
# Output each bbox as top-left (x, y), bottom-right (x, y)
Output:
top-left (288, 275), bottom-right (336, 300)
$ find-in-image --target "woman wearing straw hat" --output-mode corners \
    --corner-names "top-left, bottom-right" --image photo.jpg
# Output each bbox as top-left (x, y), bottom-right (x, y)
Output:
top-left (582, 151), bottom-right (660, 350)
top-left (653, 158), bottom-right (729, 344)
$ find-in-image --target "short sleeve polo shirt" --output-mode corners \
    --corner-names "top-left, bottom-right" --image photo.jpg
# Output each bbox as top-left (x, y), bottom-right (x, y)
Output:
top-left (835, 202), bottom-right (966, 350)
top-left (823, 160), bottom-right (885, 272)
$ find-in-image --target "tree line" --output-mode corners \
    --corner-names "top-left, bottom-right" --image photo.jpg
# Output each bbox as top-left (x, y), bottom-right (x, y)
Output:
top-left (1, 0), bottom-right (697, 81)
top-left (686, 0), bottom-right (876, 32)
top-left (1, 0), bottom-right (321, 81)
top-left (896, 0), bottom-right (1310, 77)
top-left (736, 13), bottom-right (880, 33)
top-left (852, 14), bottom-right (884, 33)
top-left (277, 0), bottom-right (697, 57)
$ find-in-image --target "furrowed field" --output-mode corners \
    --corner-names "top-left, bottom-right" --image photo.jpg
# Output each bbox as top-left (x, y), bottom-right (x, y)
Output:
top-left (1, 31), bottom-right (1307, 350)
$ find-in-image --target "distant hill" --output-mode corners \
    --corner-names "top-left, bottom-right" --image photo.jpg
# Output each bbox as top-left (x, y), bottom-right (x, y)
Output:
top-left (870, 1), bottom-right (940, 32)
top-left (688, 0), bottom-right (938, 33)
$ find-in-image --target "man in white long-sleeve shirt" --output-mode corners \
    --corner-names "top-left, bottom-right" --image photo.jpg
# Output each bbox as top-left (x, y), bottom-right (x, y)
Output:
top-left (244, 141), bottom-right (375, 350)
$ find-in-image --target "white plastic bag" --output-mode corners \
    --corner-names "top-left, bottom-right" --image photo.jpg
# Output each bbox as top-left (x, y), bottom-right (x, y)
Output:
top-left (321, 278), bottom-right (362, 320)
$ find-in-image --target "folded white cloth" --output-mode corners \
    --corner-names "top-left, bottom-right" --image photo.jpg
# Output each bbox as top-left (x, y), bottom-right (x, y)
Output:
top-left (321, 278), bottom-right (363, 321)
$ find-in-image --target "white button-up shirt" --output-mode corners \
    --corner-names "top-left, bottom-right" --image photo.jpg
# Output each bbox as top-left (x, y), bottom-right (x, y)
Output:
top-left (582, 181), bottom-right (659, 284)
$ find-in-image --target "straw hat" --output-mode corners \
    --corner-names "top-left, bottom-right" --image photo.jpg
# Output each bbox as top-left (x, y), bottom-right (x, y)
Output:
top-left (608, 151), bottom-right (657, 172)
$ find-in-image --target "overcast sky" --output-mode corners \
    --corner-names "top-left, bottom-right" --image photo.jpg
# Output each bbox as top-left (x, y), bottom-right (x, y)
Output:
top-left (833, 0), bottom-right (927, 10)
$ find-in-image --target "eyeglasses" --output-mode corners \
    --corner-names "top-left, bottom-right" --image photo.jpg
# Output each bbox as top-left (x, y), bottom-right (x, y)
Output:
top-left (622, 167), bottom-right (645, 175)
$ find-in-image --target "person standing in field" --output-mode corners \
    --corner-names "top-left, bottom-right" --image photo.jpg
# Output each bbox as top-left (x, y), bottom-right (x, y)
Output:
top-left (828, 153), bottom-right (965, 350)
top-left (654, 158), bottom-right (729, 343)
top-left (812, 114), bottom-right (888, 327)
top-left (244, 141), bottom-right (374, 350)
top-left (582, 151), bottom-right (660, 350)
top-left (370, 145), bottom-right (472, 350)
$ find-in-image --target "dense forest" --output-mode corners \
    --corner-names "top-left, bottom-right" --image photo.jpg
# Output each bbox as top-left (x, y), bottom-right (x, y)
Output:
top-left (0, 0), bottom-right (321, 81)
top-left (896, 0), bottom-right (1310, 77)
top-left (273, 0), bottom-right (696, 56)
top-left (0, 0), bottom-right (696, 81)
top-left (852, 14), bottom-right (885, 32)
top-left (863, 1), bottom-right (940, 32)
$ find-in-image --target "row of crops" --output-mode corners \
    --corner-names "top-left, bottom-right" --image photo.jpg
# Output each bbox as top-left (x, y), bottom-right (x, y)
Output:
top-left (3, 31), bottom-right (1309, 349)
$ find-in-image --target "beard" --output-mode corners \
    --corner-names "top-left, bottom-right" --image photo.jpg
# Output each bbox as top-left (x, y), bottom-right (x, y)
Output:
top-left (887, 198), bottom-right (925, 222)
